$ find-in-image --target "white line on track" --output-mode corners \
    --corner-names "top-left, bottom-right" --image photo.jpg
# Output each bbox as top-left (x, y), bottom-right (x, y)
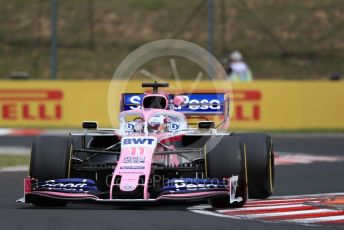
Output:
top-left (286, 215), bottom-right (344, 224)
top-left (238, 208), bottom-right (342, 218)
top-left (217, 204), bottom-right (305, 212)
top-left (243, 200), bottom-right (320, 207)
top-left (190, 210), bottom-right (236, 218)
top-left (0, 129), bottom-right (12, 136)
top-left (188, 193), bottom-right (344, 227)
top-left (0, 165), bottom-right (28, 172)
top-left (0, 147), bottom-right (30, 155)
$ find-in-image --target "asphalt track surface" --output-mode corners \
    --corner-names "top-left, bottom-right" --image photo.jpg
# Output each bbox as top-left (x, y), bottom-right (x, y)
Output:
top-left (1, 135), bottom-right (344, 230)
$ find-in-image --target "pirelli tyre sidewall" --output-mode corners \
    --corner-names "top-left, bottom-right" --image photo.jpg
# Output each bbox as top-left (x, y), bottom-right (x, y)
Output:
top-left (205, 135), bottom-right (248, 208)
top-left (29, 135), bottom-right (72, 206)
top-left (237, 133), bottom-right (274, 199)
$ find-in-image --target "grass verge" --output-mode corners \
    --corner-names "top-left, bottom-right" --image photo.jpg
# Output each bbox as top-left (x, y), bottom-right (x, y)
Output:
top-left (0, 155), bottom-right (29, 168)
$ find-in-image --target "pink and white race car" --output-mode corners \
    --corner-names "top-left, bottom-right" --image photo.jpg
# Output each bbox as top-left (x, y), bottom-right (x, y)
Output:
top-left (19, 82), bottom-right (274, 208)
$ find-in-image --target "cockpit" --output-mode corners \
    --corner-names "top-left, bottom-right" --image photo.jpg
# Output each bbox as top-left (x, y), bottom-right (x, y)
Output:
top-left (118, 110), bottom-right (187, 135)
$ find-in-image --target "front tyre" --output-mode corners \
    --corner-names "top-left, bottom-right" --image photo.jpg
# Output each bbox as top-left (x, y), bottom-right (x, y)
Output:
top-left (205, 135), bottom-right (248, 208)
top-left (29, 135), bottom-right (72, 206)
top-left (237, 133), bottom-right (274, 199)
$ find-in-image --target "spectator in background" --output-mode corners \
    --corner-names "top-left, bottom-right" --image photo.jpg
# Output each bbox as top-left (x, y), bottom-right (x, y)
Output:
top-left (226, 51), bottom-right (253, 82)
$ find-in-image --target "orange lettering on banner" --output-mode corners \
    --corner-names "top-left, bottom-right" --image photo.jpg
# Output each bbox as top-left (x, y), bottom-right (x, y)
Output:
top-left (22, 104), bottom-right (35, 120)
top-left (2, 104), bottom-right (17, 120)
top-left (0, 90), bottom-right (63, 121)
top-left (232, 90), bottom-right (261, 121)
top-left (55, 104), bottom-right (62, 119)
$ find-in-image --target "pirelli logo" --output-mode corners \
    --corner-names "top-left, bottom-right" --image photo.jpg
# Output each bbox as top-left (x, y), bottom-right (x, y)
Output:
top-left (0, 89), bottom-right (63, 121)
top-left (232, 90), bottom-right (261, 121)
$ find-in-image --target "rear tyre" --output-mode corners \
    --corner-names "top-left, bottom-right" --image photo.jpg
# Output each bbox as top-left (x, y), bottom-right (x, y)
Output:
top-left (29, 135), bottom-right (72, 206)
top-left (237, 133), bottom-right (274, 199)
top-left (205, 135), bottom-right (248, 208)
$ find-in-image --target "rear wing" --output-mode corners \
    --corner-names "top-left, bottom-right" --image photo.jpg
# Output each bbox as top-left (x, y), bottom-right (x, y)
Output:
top-left (121, 93), bottom-right (230, 116)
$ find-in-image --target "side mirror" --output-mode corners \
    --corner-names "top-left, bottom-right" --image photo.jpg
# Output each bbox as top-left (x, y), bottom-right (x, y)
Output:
top-left (82, 121), bottom-right (98, 129)
top-left (198, 121), bottom-right (215, 129)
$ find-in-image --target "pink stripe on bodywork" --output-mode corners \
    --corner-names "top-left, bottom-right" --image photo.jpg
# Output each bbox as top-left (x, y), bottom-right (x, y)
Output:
top-left (27, 191), bottom-right (98, 199)
top-left (110, 137), bottom-right (157, 199)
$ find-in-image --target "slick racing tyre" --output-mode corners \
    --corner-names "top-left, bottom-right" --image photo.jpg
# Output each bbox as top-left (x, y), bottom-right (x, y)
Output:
top-left (237, 133), bottom-right (274, 199)
top-left (205, 135), bottom-right (248, 208)
top-left (29, 135), bottom-right (72, 206)
top-left (30, 135), bottom-right (72, 180)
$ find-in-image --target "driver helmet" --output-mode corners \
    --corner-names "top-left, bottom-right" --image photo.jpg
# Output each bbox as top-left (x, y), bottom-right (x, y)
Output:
top-left (148, 115), bottom-right (167, 133)
top-left (133, 117), bottom-right (144, 133)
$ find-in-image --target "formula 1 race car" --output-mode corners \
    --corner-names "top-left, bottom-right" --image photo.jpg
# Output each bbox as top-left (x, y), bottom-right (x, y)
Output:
top-left (19, 82), bottom-right (274, 208)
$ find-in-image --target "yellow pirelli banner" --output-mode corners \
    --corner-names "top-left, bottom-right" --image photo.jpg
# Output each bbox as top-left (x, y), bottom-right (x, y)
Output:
top-left (0, 80), bottom-right (343, 130)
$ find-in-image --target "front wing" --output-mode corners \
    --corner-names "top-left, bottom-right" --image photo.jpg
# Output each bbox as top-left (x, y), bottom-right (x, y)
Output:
top-left (18, 176), bottom-right (242, 204)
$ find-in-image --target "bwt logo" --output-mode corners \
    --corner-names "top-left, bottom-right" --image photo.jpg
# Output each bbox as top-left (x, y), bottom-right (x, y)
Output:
top-left (232, 90), bottom-right (261, 121)
top-left (0, 89), bottom-right (63, 121)
top-left (123, 138), bottom-right (155, 145)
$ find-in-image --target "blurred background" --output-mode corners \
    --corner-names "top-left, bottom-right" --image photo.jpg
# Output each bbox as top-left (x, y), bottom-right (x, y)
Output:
top-left (1, 0), bottom-right (343, 80)
top-left (0, 0), bottom-right (343, 131)
top-left (1, 2), bottom-right (344, 227)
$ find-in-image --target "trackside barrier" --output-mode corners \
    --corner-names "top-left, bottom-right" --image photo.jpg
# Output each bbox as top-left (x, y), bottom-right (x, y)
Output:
top-left (0, 80), bottom-right (343, 130)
